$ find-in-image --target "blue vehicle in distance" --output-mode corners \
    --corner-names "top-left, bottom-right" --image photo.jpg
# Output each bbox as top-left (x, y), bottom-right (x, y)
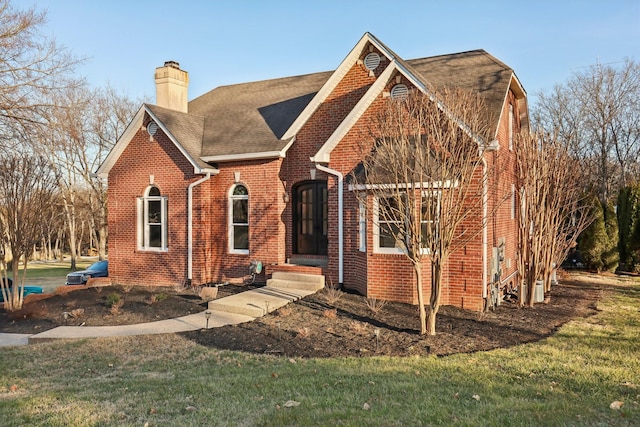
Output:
top-left (0, 277), bottom-right (44, 302)
top-left (65, 260), bottom-right (108, 285)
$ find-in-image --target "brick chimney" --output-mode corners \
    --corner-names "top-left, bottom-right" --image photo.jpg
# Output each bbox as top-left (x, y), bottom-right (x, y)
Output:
top-left (154, 61), bottom-right (189, 113)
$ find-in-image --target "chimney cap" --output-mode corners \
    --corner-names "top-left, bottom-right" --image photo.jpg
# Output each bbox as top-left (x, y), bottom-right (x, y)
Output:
top-left (163, 60), bottom-right (180, 69)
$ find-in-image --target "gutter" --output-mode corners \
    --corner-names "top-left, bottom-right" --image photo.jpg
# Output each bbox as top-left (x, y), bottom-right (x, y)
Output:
top-left (480, 140), bottom-right (499, 301)
top-left (188, 168), bottom-right (219, 282)
top-left (481, 157), bottom-right (489, 300)
top-left (314, 164), bottom-right (344, 285)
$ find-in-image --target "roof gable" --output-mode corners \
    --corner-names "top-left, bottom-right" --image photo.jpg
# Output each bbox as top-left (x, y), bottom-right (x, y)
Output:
top-left (98, 33), bottom-right (527, 174)
top-left (282, 32), bottom-right (403, 141)
top-left (97, 104), bottom-right (214, 178)
top-left (308, 42), bottom-right (521, 163)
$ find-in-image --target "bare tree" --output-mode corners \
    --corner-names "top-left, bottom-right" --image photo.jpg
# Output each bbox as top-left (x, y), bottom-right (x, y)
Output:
top-left (86, 87), bottom-right (139, 259)
top-left (0, 0), bottom-right (81, 150)
top-left (0, 153), bottom-right (57, 311)
top-left (534, 59), bottom-right (640, 203)
top-left (34, 85), bottom-right (138, 268)
top-left (354, 89), bottom-right (495, 335)
top-left (514, 131), bottom-right (594, 307)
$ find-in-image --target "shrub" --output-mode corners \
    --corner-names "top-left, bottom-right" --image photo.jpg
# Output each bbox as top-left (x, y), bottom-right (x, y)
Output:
top-left (579, 197), bottom-right (618, 272)
top-left (322, 308), bottom-right (337, 319)
top-left (147, 293), bottom-right (169, 305)
top-left (617, 184), bottom-right (640, 272)
top-left (602, 201), bottom-right (619, 271)
top-left (365, 297), bottom-right (387, 314)
top-left (322, 279), bottom-right (343, 305)
top-left (106, 293), bottom-right (121, 307)
top-left (106, 293), bottom-right (125, 314)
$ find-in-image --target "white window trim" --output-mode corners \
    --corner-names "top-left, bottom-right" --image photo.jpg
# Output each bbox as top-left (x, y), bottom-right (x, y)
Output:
top-left (137, 187), bottom-right (168, 252)
top-left (358, 200), bottom-right (366, 252)
top-left (228, 184), bottom-right (249, 255)
top-left (373, 196), bottom-right (405, 255)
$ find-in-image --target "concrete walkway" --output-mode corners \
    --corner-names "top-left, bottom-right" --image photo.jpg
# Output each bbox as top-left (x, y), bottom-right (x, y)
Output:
top-left (0, 284), bottom-right (320, 348)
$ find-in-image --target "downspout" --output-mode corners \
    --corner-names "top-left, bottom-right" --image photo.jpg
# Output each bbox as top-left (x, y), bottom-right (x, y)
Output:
top-left (188, 170), bottom-right (216, 283)
top-left (481, 157), bottom-right (489, 300)
top-left (314, 164), bottom-right (343, 285)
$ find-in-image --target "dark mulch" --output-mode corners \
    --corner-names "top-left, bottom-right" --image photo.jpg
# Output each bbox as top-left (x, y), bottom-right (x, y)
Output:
top-left (1, 279), bottom-right (600, 358)
top-left (182, 281), bottom-right (600, 357)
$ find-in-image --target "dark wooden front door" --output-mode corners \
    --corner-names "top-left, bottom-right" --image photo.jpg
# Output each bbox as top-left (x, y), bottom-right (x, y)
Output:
top-left (293, 181), bottom-right (328, 255)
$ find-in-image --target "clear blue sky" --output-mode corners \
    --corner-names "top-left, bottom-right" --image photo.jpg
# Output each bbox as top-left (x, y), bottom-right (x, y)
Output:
top-left (21, 0), bottom-right (640, 105)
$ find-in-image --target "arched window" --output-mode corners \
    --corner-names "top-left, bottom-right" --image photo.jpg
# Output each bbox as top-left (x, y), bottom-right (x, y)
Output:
top-left (137, 185), bottom-right (168, 251)
top-left (229, 184), bottom-right (249, 254)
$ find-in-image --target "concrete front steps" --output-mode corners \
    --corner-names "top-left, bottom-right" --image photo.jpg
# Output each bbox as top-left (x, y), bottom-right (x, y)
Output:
top-left (207, 272), bottom-right (324, 318)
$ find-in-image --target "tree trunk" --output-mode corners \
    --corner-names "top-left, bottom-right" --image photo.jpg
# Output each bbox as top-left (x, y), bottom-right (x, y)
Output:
top-left (97, 197), bottom-right (108, 260)
top-left (98, 215), bottom-right (108, 261)
top-left (5, 257), bottom-right (23, 311)
top-left (426, 261), bottom-right (442, 335)
top-left (414, 261), bottom-right (427, 335)
top-left (527, 257), bottom-right (536, 308)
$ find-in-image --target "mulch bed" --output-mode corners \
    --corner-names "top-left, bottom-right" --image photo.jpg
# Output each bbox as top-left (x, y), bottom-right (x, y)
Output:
top-left (0, 279), bottom-right (600, 358)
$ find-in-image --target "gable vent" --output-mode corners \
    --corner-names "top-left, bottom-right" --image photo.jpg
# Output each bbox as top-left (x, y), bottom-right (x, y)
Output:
top-left (363, 52), bottom-right (381, 71)
top-left (390, 84), bottom-right (409, 100)
top-left (147, 121), bottom-right (158, 136)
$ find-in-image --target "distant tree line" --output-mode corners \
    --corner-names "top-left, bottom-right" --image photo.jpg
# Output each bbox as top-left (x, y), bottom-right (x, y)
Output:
top-left (0, 0), bottom-right (139, 310)
top-left (534, 58), bottom-right (640, 274)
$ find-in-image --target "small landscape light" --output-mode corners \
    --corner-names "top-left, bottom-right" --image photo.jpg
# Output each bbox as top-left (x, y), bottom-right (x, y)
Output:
top-left (205, 310), bottom-right (212, 329)
top-left (374, 328), bottom-right (380, 352)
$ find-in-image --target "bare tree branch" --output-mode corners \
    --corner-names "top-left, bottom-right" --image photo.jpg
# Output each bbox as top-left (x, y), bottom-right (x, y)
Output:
top-left (353, 88), bottom-right (497, 335)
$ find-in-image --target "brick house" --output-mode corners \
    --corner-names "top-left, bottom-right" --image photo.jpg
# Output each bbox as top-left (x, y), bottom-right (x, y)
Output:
top-left (97, 33), bottom-right (528, 311)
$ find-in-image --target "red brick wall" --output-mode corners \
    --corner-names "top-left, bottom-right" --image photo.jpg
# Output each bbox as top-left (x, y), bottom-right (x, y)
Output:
top-left (285, 61), bottom-right (522, 311)
top-left (108, 121), bottom-right (286, 287)
top-left (108, 120), bottom-right (195, 287)
top-left (191, 158), bottom-right (286, 285)
top-left (108, 48), bottom-right (523, 312)
top-left (282, 51), bottom-right (377, 270)
top-left (488, 90), bottom-right (521, 292)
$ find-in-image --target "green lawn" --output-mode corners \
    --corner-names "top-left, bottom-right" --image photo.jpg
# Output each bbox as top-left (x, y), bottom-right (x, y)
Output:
top-left (20, 259), bottom-right (95, 279)
top-left (0, 273), bottom-right (638, 426)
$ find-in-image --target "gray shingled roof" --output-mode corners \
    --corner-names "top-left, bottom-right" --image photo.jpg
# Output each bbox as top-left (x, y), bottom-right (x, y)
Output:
top-left (189, 72), bottom-right (333, 158)
top-left (145, 104), bottom-right (211, 170)
top-left (151, 49), bottom-right (515, 163)
top-left (407, 50), bottom-right (514, 128)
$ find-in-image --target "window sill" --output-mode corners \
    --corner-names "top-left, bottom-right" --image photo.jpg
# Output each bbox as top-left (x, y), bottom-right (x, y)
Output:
top-left (136, 247), bottom-right (169, 253)
top-left (229, 250), bottom-right (249, 255)
top-left (373, 247), bottom-right (406, 255)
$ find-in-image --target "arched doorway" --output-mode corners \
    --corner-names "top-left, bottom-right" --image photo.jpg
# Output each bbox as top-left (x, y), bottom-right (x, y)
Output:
top-left (292, 180), bottom-right (328, 256)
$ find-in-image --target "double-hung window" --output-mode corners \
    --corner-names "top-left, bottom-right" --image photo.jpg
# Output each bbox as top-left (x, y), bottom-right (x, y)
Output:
top-left (373, 196), bottom-right (405, 254)
top-left (137, 185), bottom-right (168, 251)
top-left (372, 191), bottom-right (440, 255)
top-left (229, 184), bottom-right (249, 254)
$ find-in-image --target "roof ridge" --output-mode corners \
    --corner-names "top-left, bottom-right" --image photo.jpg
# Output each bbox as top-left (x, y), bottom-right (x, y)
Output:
top-left (189, 70), bottom-right (334, 103)
top-left (190, 49), bottom-right (511, 103)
